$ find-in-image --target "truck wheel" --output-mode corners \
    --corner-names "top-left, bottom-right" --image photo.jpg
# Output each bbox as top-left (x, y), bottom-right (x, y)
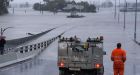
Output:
top-left (94, 70), bottom-right (98, 75)
top-left (59, 70), bottom-right (67, 75)
top-left (97, 67), bottom-right (104, 75)
top-left (59, 70), bottom-right (64, 75)
top-left (59, 70), bottom-right (70, 75)
top-left (100, 67), bottom-right (104, 75)
top-left (88, 70), bottom-right (97, 75)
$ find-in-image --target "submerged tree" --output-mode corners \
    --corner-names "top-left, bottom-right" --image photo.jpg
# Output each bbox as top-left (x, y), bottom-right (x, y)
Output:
top-left (33, 0), bottom-right (96, 13)
top-left (0, 0), bottom-right (13, 15)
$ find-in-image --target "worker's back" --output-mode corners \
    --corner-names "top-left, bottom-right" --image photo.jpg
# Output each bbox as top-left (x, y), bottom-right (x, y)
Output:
top-left (111, 48), bottom-right (126, 68)
top-left (112, 49), bottom-right (125, 61)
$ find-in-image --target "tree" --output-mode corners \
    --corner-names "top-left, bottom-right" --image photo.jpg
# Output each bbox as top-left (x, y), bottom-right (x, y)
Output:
top-left (88, 4), bottom-right (96, 12)
top-left (45, 0), bottom-right (66, 11)
top-left (0, 0), bottom-right (13, 15)
top-left (25, 2), bottom-right (30, 8)
top-left (55, 0), bottom-right (66, 10)
top-left (77, 1), bottom-right (96, 12)
top-left (33, 0), bottom-right (96, 13)
top-left (101, 0), bottom-right (113, 8)
top-left (33, 3), bottom-right (41, 10)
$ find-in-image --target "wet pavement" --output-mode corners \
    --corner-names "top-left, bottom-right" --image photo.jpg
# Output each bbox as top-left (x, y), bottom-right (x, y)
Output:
top-left (0, 8), bottom-right (140, 75)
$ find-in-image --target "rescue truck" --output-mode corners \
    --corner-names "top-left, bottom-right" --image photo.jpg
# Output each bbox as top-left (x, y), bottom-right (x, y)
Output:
top-left (57, 36), bottom-right (106, 75)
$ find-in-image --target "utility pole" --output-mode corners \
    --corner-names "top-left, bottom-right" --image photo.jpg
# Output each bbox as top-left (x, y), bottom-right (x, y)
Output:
top-left (134, 0), bottom-right (138, 41)
top-left (40, 2), bottom-right (41, 14)
top-left (13, 7), bottom-right (14, 14)
top-left (114, 0), bottom-right (117, 19)
top-left (123, 0), bottom-right (127, 31)
top-left (133, 64), bottom-right (136, 75)
top-left (118, 0), bottom-right (120, 23)
top-left (0, 28), bottom-right (2, 36)
top-left (41, 5), bottom-right (43, 15)
top-left (98, 0), bottom-right (100, 12)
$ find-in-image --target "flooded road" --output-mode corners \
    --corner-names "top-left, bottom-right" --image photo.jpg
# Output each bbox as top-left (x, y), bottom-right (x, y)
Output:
top-left (0, 8), bottom-right (140, 75)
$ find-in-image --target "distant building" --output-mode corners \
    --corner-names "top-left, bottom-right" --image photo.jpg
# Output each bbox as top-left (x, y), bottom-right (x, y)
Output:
top-left (63, 0), bottom-right (84, 12)
top-left (101, 0), bottom-right (113, 8)
top-left (19, 2), bottom-right (32, 8)
top-left (0, 0), bottom-right (10, 15)
top-left (63, 4), bottom-right (84, 11)
top-left (120, 2), bottom-right (140, 12)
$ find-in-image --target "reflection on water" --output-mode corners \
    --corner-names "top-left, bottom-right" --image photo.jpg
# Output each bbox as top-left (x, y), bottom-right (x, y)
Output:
top-left (19, 58), bottom-right (41, 72)
top-left (0, 57), bottom-right (49, 75)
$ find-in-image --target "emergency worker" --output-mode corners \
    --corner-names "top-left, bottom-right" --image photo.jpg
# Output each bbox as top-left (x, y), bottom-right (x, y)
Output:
top-left (0, 36), bottom-right (6, 55)
top-left (111, 43), bottom-right (126, 75)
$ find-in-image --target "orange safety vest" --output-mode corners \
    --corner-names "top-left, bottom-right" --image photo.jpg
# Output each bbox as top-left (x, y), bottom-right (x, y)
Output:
top-left (111, 48), bottom-right (126, 69)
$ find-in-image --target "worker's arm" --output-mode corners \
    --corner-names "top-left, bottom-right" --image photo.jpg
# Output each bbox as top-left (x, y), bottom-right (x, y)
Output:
top-left (122, 50), bottom-right (126, 62)
top-left (111, 51), bottom-right (114, 61)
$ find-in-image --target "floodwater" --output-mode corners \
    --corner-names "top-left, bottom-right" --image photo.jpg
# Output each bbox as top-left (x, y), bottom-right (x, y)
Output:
top-left (0, 8), bottom-right (140, 75)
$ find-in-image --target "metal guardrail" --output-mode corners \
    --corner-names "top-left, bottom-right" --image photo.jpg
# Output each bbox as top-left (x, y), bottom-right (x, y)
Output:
top-left (134, 40), bottom-right (140, 46)
top-left (5, 28), bottom-right (56, 48)
top-left (0, 30), bottom-right (64, 68)
top-left (0, 35), bottom-right (61, 67)
top-left (3, 31), bottom-right (65, 55)
top-left (4, 36), bottom-right (58, 54)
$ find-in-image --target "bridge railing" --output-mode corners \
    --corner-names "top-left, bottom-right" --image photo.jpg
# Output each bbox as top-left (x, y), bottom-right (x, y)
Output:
top-left (0, 31), bottom-right (64, 68)
top-left (4, 35), bottom-right (59, 54)
top-left (0, 35), bottom-right (61, 68)
top-left (5, 28), bottom-right (56, 48)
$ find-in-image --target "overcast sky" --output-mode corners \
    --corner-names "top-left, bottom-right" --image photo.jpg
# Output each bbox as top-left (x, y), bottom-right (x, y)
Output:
top-left (11, 0), bottom-right (138, 4)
